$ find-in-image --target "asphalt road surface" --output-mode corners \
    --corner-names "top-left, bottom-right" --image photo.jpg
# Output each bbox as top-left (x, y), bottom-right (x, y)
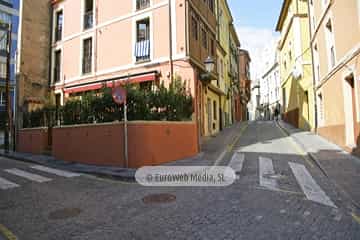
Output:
top-left (0, 121), bottom-right (360, 239)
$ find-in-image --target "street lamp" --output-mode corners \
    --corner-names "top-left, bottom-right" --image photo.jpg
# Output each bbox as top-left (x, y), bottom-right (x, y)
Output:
top-left (200, 56), bottom-right (215, 85)
top-left (204, 56), bottom-right (215, 73)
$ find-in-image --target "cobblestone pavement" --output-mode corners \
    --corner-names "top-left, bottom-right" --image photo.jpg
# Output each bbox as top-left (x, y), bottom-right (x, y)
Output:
top-left (1, 121), bottom-right (360, 239)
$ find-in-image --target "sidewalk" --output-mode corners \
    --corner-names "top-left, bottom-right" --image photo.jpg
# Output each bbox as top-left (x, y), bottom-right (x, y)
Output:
top-left (277, 120), bottom-right (360, 208)
top-left (0, 122), bottom-right (248, 180)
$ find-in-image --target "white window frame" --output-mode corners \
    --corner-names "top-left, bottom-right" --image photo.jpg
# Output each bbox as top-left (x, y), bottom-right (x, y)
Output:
top-left (132, 12), bottom-right (153, 64)
top-left (317, 92), bottom-right (325, 127)
top-left (357, 0), bottom-right (360, 25)
top-left (79, 32), bottom-right (95, 76)
top-left (322, 0), bottom-right (330, 10)
top-left (54, 89), bottom-right (64, 106)
top-left (0, 90), bottom-right (5, 106)
top-left (81, 0), bottom-right (96, 32)
top-left (313, 42), bottom-right (320, 85)
top-left (324, 16), bottom-right (337, 72)
top-left (51, 45), bottom-right (63, 85)
top-left (52, 6), bottom-right (64, 43)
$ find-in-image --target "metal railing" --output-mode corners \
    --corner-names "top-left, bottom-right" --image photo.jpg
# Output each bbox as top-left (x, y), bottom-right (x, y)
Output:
top-left (135, 40), bottom-right (150, 62)
top-left (136, 0), bottom-right (150, 10)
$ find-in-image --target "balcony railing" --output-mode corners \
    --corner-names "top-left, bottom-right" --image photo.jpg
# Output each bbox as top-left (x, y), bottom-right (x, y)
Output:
top-left (135, 40), bottom-right (150, 62)
top-left (136, 0), bottom-right (150, 11)
top-left (83, 11), bottom-right (93, 30)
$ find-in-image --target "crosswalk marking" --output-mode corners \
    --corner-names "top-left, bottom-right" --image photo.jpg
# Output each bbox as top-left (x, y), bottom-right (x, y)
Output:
top-left (289, 162), bottom-right (336, 208)
top-left (30, 165), bottom-right (81, 178)
top-left (0, 177), bottom-right (19, 190)
top-left (259, 157), bottom-right (279, 190)
top-left (229, 152), bottom-right (245, 174)
top-left (4, 169), bottom-right (52, 183)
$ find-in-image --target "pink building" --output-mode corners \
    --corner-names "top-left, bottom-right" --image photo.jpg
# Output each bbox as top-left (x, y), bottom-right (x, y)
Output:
top-left (50, 0), bottom-right (221, 136)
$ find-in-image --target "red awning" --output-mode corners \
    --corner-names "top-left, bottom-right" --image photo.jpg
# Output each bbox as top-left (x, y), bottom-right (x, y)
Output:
top-left (64, 73), bottom-right (156, 94)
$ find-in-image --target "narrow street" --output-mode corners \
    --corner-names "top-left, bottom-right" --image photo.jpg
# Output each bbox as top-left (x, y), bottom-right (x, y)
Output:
top-left (1, 121), bottom-right (360, 240)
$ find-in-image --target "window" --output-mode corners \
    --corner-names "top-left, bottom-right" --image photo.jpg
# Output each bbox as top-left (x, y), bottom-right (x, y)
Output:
top-left (0, 63), bottom-right (6, 78)
top-left (282, 88), bottom-right (286, 111)
top-left (0, 91), bottom-right (5, 106)
top-left (136, 0), bottom-right (150, 11)
top-left (208, 0), bottom-right (214, 13)
top-left (54, 50), bottom-right (61, 83)
top-left (318, 93), bottom-right (324, 125)
top-left (83, 0), bottom-right (94, 30)
top-left (55, 10), bottom-right (63, 41)
top-left (314, 44), bottom-right (320, 84)
top-left (213, 101), bottom-right (217, 120)
top-left (0, 12), bottom-right (11, 24)
top-left (201, 25), bottom-right (207, 49)
top-left (135, 18), bottom-right (151, 62)
top-left (82, 38), bottom-right (92, 74)
top-left (210, 38), bottom-right (215, 56)
top-left (191, 13), bottom-right (198, 40)
top-left (0, 29), bottom-right (7, 51)
top-left (325, 19), bottom-right (336, 69)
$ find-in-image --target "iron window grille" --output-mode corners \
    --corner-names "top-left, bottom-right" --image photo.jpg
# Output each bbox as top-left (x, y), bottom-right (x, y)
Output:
top-left (135, 19), bottom-right (150, 62)
top-left (136, 0), bottom-right (150, 11)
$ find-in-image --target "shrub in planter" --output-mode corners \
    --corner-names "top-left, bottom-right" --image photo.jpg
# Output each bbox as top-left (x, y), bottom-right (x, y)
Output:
top-left (22, 76), bottom-right (194, 128)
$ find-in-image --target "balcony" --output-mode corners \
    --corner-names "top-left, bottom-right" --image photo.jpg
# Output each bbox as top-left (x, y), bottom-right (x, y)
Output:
top-left (135, 40), bottom-right (150, 62)
top-left (83, 11), bottom-right (93, 30)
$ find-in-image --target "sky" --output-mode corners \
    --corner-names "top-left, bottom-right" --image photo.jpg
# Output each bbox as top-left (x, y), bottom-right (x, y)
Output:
top-left (228, 0), bottom-right (284, 79)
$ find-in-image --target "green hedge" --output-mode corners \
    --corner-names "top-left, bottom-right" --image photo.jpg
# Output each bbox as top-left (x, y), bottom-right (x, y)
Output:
top-left (23, 79), bottom-right (193, 128)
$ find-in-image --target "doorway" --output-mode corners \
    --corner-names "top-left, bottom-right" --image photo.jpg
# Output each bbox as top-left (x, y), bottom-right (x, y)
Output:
top-left (343, 73), bottom-right (357, 147)
top-left (207, 98), bottom-right (212, 135)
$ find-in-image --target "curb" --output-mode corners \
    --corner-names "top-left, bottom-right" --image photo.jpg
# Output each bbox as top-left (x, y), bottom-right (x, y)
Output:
top-left (0, 152), bottom-right (136, 182)
top-left (275, 121), bottom-right (329, 177)
top-left (275, 121), bottom-right (360, 210)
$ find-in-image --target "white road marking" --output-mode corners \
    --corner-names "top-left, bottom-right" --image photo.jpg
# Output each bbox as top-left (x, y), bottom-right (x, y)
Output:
top-left (0, 177), bottom-right (19, 190)
top-left (229, 152), bottom-right (245, 174)
top-left (31, 165), bottom-right (81, 178)
top-left (259, 157), bottom-right (279, 190)
top-left (289, 162), bottom-right (336, 208)
top-left (4, 169), bottom-right (52, 183)
top-left (213, 149), bottom-right (227, 166)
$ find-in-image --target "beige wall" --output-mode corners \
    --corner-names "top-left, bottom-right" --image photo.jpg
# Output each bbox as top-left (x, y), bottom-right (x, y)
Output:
top-left (311, 0), bottom-right (360, 149)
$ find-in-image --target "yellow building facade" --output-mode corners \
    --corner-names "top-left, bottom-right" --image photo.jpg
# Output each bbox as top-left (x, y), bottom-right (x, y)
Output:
top-left (216, 0), bottom-right (233, 129)
top-left (276, 0), bottom-right (315, 130)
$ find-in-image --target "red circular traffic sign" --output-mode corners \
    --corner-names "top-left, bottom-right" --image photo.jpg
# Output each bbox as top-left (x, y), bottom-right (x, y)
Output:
top-left (112, 86), bottom-right (127, 105)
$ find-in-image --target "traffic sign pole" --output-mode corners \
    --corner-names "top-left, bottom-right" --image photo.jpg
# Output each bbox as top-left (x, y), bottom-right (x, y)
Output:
top-left (124, 102), bottom-right (128, 168)
top-left (112, 86), bottom-right (128, 168)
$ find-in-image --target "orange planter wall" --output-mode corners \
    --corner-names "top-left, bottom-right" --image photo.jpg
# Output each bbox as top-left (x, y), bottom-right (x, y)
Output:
top-left (51, 121), bottom-right (199, 168)
top-left (17, 128), bottom-right (49, 155)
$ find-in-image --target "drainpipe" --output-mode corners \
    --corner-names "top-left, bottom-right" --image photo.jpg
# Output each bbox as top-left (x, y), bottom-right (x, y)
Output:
top-left (48, 4), bottom-right (54, 88)
top-left (168, 0), bottom-right (174, 82)
top-left (184, 0), bottom-right (189, 56)
top-left (94, 0), bottom-right (99, 77)
top-left (307, 1), bottom-right (318, 133)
